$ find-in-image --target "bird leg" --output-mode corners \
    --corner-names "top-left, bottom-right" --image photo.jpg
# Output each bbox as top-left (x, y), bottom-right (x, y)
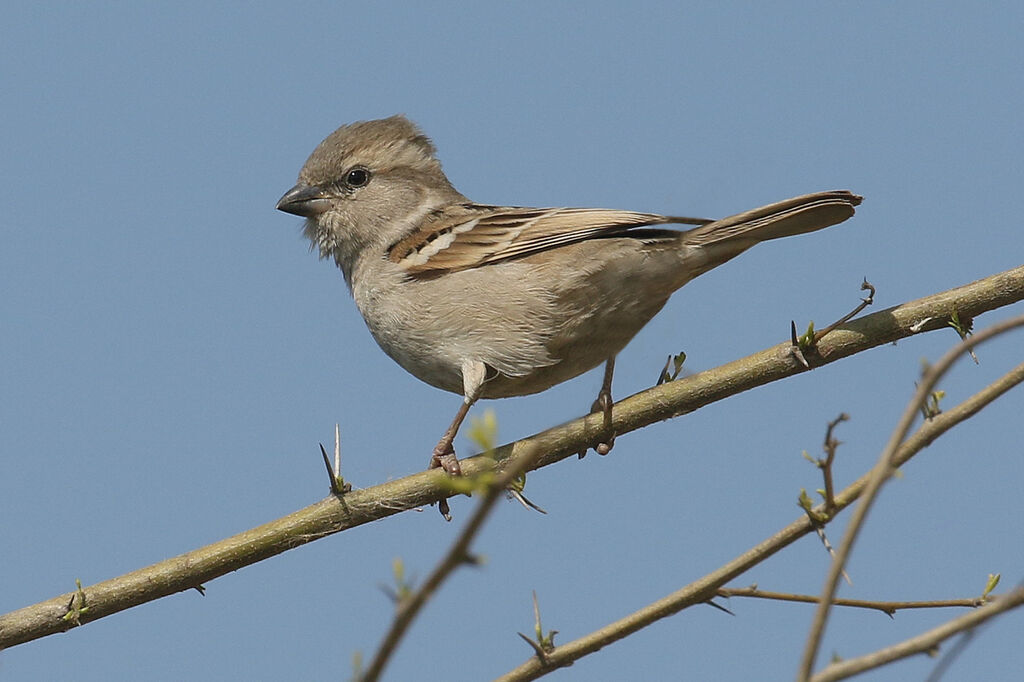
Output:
top-left (429, 361), bottom-right (487, 520)
top-left (579, 356), bottom-right (617, 457)
top-left (429, 360), bottom-right (487, 475)
top-left (430, 399), bottom-right (473, 476)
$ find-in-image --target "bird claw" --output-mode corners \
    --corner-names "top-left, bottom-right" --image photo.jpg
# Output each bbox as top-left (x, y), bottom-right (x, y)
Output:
top-left (429, 440), bottom-right (462, 476)
top-left (594, 434), bottom-right (615, 456)
top-left (429, 440), bottom-right (460, 521)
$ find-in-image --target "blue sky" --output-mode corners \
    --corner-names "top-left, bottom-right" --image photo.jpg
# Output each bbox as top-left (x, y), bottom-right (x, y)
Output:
top-left (2, 3), bottom-right (1023, 680)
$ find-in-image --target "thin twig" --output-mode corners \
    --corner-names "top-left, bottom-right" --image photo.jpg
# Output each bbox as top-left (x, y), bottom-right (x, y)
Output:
top-left (820, 413), bottom-right (848, 512)
top-left (716, 586), bottom-right (987, 616)
top-left (797, 313), bottom-right (1024, 681)
top-left (791, 279), bottom-right (875, 368)
top-left (923, 576), bottom-right (1007, 682)
top-left (360, 442), bottom-right (544, 681)
top-left (496, 355), bottom-right (1024, 681)
top-left (812, 278), bottom-right (875, 343)
top-left (801, 415), bottom-right (851, 585)
top-left (810, 585), bottom-right (1024, 682)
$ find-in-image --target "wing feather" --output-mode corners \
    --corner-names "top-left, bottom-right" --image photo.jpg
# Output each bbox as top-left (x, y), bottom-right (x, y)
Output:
top-left (386, 191), bottom-right (860, 275)
top-left (389, 205), bottom-right (675, 274)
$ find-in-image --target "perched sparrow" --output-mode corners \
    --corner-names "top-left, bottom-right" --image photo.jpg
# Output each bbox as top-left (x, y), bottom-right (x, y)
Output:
top-left (277, 115), bottom-right (861, 479)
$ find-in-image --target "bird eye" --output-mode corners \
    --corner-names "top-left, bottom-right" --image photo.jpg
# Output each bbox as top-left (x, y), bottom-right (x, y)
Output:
top-left (345, 167), bottom-right (370, 188)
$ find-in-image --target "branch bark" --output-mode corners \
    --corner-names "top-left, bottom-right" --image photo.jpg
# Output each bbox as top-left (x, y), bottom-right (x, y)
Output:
top-left (1, 265), bottom-right (1022, 650)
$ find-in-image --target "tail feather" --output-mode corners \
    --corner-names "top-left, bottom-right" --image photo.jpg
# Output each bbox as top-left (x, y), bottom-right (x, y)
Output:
top-left (680, 190), bottom-right (862, 246)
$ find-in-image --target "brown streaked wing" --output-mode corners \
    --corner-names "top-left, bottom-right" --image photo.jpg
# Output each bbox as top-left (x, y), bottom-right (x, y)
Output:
top-left (389, 205), bottom-right (674, 275)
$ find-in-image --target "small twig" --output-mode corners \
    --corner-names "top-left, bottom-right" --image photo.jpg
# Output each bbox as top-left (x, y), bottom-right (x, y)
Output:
top-left (798, 414), bottom-right (851, 584)
top-left (360, 441), bottom-right (544, 681)
top-left (717, 586), bottom-right (988, 617)
top-left (810, 585), bottom-right (1024, 682)
top-left (819, 413), bottom-right (848, 512)
top-left (925, 575), bottom-right (1005, 682)
top-left (791, 279), bottom-right (875, 368)
top-left (498, 346), bottom-right (1024, 682)
top-left (798, 313), bottom-right (1024, 681)
top-left (812, 279), bottom-right (875, 343)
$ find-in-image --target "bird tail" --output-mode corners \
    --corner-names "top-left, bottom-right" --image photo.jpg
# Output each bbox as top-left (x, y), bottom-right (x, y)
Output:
top-left (680, 190), bottom-right (862, 246)
top-left (674, 190), bottom-right (861, 279)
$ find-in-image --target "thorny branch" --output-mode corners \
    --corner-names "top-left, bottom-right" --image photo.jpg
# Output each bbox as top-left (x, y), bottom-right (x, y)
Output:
top-left (1, 266), bottom-right (1022, 657)
top-left (498, 339), bottom-right (1024, 681)
top-left (797, 313), bottom-right (1024, 681)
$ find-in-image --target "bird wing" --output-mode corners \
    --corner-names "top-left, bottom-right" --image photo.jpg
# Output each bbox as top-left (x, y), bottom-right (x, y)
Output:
top-left (386, 190), bottom-right (861, 275)
top-left (387, 205), bottom-right (702, 275)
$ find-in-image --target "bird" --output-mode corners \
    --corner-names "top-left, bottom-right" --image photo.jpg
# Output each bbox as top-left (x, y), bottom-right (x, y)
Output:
top-left (277, 115), bottom-right (861, 483)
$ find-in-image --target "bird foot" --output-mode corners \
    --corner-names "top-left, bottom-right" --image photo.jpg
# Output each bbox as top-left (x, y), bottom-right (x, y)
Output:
top-left (429, 439), bottom-right (461, 521)
top-left (429, 441), bottom-right (463, 476)
top-left (579, 390), bottom-right (616, 458)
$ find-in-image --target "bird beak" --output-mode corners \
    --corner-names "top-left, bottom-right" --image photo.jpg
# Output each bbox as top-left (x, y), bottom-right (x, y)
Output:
top-left (276, 183), bottom-right (331, 217)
